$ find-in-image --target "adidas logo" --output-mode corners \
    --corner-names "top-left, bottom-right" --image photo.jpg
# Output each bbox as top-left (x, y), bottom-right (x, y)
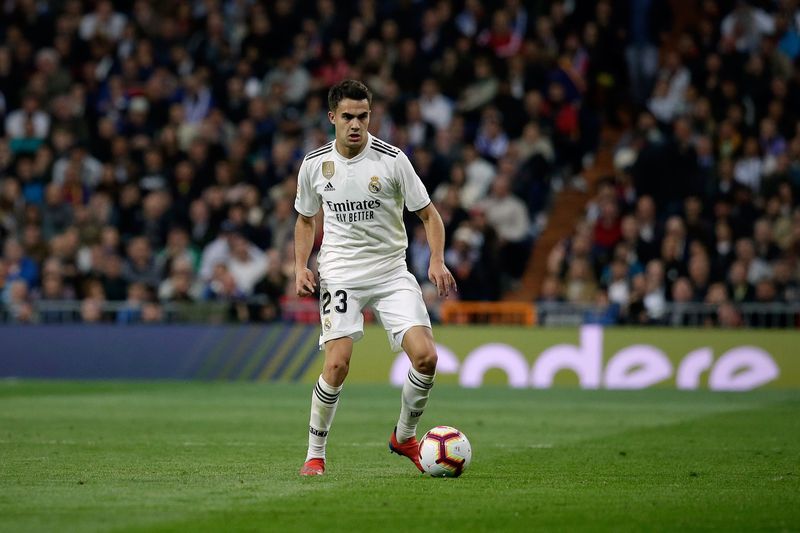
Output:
top-left (324, 182), bottom-right (335, 192)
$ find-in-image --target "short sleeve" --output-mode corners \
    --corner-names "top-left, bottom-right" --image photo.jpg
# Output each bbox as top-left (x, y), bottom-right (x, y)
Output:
top-left (396, 151), bottom-right (431, 212)
top-left (294, 158), bottom-right (320, 217)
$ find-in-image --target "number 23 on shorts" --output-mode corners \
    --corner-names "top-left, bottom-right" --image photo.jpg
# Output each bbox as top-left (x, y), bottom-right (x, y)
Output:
top-left (321, 290), bottom-right (348, 314)
top-left (319, 289), bottom-right (350, 334)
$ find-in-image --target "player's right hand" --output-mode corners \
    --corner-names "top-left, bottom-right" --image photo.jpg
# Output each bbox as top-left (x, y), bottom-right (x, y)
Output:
top-left (296, 267), bottom-right (317, 297)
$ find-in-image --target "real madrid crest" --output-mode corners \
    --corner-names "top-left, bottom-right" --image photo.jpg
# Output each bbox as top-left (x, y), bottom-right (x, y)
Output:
top-left (322, 161), bottom-right (335, 179)
top-left (369, 176), bottom-right (382, 193)
top-left (323, 317), bottom-right (332, 331)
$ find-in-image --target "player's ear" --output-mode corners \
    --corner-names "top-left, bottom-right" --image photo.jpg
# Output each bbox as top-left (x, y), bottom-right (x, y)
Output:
top-left (328, 111), bottom-right (335, 124)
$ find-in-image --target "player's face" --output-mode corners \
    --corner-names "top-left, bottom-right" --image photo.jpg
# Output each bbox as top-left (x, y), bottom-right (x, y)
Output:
top-left (329, 98), bottom-right (370, 157)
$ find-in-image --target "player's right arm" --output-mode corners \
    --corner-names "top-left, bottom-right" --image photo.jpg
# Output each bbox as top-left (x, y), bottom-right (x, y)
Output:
top-left (294, 214), bottom-right (317, 296)
top-left (294, 158), bottom-right (321, 297)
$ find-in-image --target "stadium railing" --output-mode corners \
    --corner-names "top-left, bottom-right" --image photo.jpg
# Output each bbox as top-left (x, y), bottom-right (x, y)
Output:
top-left (1, 300), bottom-right (798, 328)
top-left (439, 301), bottom-right (536, 325)
top-left (535, 301), bottom-right (800, 328)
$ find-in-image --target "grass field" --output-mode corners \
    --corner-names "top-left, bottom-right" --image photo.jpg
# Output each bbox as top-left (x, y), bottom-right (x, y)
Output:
top-left (1, 382), bottom-right (799, 532)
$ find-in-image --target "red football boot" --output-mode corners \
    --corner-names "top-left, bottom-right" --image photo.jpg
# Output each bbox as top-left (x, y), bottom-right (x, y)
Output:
top-left (299, 458), bottom-right (325, 476)
top-left (389, 427), bottom-right (424, 472)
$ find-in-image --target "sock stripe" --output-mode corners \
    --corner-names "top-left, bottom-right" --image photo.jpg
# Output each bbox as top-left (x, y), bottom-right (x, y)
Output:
top-left (314, 383), bottom-right (339, 399)
top-left (314, 384), bottom-right (339, 404)
top-left (407, 370), bottom-right (433, 390)
top-left (314, 392), bottom-right (338, 405)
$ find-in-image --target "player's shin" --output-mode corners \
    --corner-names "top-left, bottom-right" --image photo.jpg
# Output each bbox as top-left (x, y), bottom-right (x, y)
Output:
top-left (396, 366), bottom-right (434, 442)
top-left (306, 375), bottom-right (342, 460)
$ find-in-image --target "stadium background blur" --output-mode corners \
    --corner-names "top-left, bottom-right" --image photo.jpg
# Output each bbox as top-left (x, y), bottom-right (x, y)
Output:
top-left (0, 0), bottom-right (798, 329)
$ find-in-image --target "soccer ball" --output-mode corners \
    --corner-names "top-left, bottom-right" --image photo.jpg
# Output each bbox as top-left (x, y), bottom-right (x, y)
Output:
top-left (419, 426), bottom-right (472, 477)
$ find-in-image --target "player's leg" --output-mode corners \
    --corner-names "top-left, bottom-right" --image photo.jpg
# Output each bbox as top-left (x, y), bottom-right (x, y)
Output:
top-left (386, 326), bottom-right (436, 472)
top-left (303, 337), bottom-right (352, 473)
top-left (396, 325), bottom-right (437, 441)
top-left (301, 284), bottom-right (364, 475)
top-left (371, 272), bottom-right (434, 472)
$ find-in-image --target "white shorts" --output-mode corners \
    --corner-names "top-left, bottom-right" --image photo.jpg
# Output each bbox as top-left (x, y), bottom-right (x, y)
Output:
top-left (318, 271), bottom-right (432, 352)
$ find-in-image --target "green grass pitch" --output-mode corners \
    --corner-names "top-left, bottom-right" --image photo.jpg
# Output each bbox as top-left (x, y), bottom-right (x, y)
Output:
top-left (1, 382), bottom-right (799, 532)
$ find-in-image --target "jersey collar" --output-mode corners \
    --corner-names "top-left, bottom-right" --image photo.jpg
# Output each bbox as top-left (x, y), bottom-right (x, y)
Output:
top-left (332, 133), bottom-right (372, 164)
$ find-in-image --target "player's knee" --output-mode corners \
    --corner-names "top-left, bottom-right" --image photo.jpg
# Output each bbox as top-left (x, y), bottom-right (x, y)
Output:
top-left (325, 358), bottom-right (350, 379)
top-left (414, 347), bottom-right (437, 375)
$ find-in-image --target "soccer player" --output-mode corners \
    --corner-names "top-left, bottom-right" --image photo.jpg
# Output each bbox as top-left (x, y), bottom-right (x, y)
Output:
top-left (295, 80), bottom-right (456, 476)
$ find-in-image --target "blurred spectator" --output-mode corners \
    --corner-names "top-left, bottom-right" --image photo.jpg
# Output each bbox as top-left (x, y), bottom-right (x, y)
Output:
top-left (564, 257), bottom-right (597, 304)
top-left (624, 0), bottom-right (672, 103)
top-left (593, 198), bottom-right (621, 259)
top-left (3, 237), bottom-right (38, 287)
top-left (457, 56), bottom-right (498, 113)
top-left (601, 257), bottom-right (626, 304)
top-left (116, 281), bottom-right (148, 324)
top-left (199, 221), bottom-right (261, 282)
top-left (79, 1), bottom-right (127, 42)
top-left (204, 263), bottom-right (244, 301)
top-left (474, 110), bottom-right (509, 162)
top-left (226, 232), bottom-right (267, 296)
top-left (52, 143), bottom-right (103, 189)
top-left (538, 275), bottom-right (564, 305)
top-left (264, 53), bottom-right (311, 107)
top-left (478, 175), bottom-right (530, 280)
top-left (717, 301), bottom-right (743, 328)
top-left (252, 249), bottom-right (287, 322)
top-left (158, 256), bottom-right (200, 303)
top-left (444, 225), bottom-right (484, 300)
top-left (687, 253), bottom-right (711, 301)
top-left (728, 260), bottom-right (755, 304)
top-left (643, 259), bottom-right (667, 321)
top-left (5, 94), bottom-right (50, 140)
top-left (720, 1), bottom-right (774, 53)
top-left (266, 196), bottom-right (296, 254)
top-left (122, 236), bottom-right (159, 289)
top-left (141, 301), bottom-right (164, 323)
top-left (583, 290), bottom-right (620, 325)
top-left (80, 297), bottom-right (104, 324)
top-left (419, 78), bottom-right (453, 131)
top-left (460, 144), bottom-right (495, 209)
top-left (735, 238), bottom-right (771, 284)
top-left (156, 226), bottom-right (199, 277)
top-left (100, 254), bottom-right (128, 302)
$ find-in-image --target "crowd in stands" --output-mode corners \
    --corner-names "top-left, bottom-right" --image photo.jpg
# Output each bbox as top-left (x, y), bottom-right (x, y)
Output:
top-left (0, 0), bottom-right (608, 324)
top-left (4, 1), bottom-right (794, 328)
top-left (541, 0), bottom-right (800, 328)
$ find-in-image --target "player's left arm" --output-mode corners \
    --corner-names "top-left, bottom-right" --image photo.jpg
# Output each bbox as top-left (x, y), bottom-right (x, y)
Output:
top-left (415, 202), bottom-right (457, 297)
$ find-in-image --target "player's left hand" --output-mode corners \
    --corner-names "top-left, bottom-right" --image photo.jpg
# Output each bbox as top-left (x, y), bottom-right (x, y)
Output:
top-left (429, 260), bottom-right (457, 297)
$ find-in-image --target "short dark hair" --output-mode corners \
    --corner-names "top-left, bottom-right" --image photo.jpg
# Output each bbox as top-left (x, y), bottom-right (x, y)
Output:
top-left (327, 79), bottom-right (372, 112)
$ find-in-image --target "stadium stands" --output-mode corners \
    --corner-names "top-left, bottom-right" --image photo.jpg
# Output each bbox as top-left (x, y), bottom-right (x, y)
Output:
top-left (539, 0), bottom-right (800, 328)
top-left (0, 1), bottom-right (797, 328)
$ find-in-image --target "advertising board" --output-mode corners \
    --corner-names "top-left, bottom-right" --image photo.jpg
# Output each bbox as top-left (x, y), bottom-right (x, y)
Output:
top-left (1, 325), bottom-right (796, 390)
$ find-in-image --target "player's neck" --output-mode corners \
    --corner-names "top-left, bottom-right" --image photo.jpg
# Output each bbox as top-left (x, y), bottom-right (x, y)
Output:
top-left (334, 138), bottom-right (368, 159)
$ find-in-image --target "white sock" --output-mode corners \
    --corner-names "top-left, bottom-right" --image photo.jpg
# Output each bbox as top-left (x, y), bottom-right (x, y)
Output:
top-left (306, 375), bottom-right (342, 461)
top-left (396, 367), bottom-right (434, 442)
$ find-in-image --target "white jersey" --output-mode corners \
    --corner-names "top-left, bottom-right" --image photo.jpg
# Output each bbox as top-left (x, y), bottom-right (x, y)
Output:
top-left (295, 134), bottom-right (431, 287)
